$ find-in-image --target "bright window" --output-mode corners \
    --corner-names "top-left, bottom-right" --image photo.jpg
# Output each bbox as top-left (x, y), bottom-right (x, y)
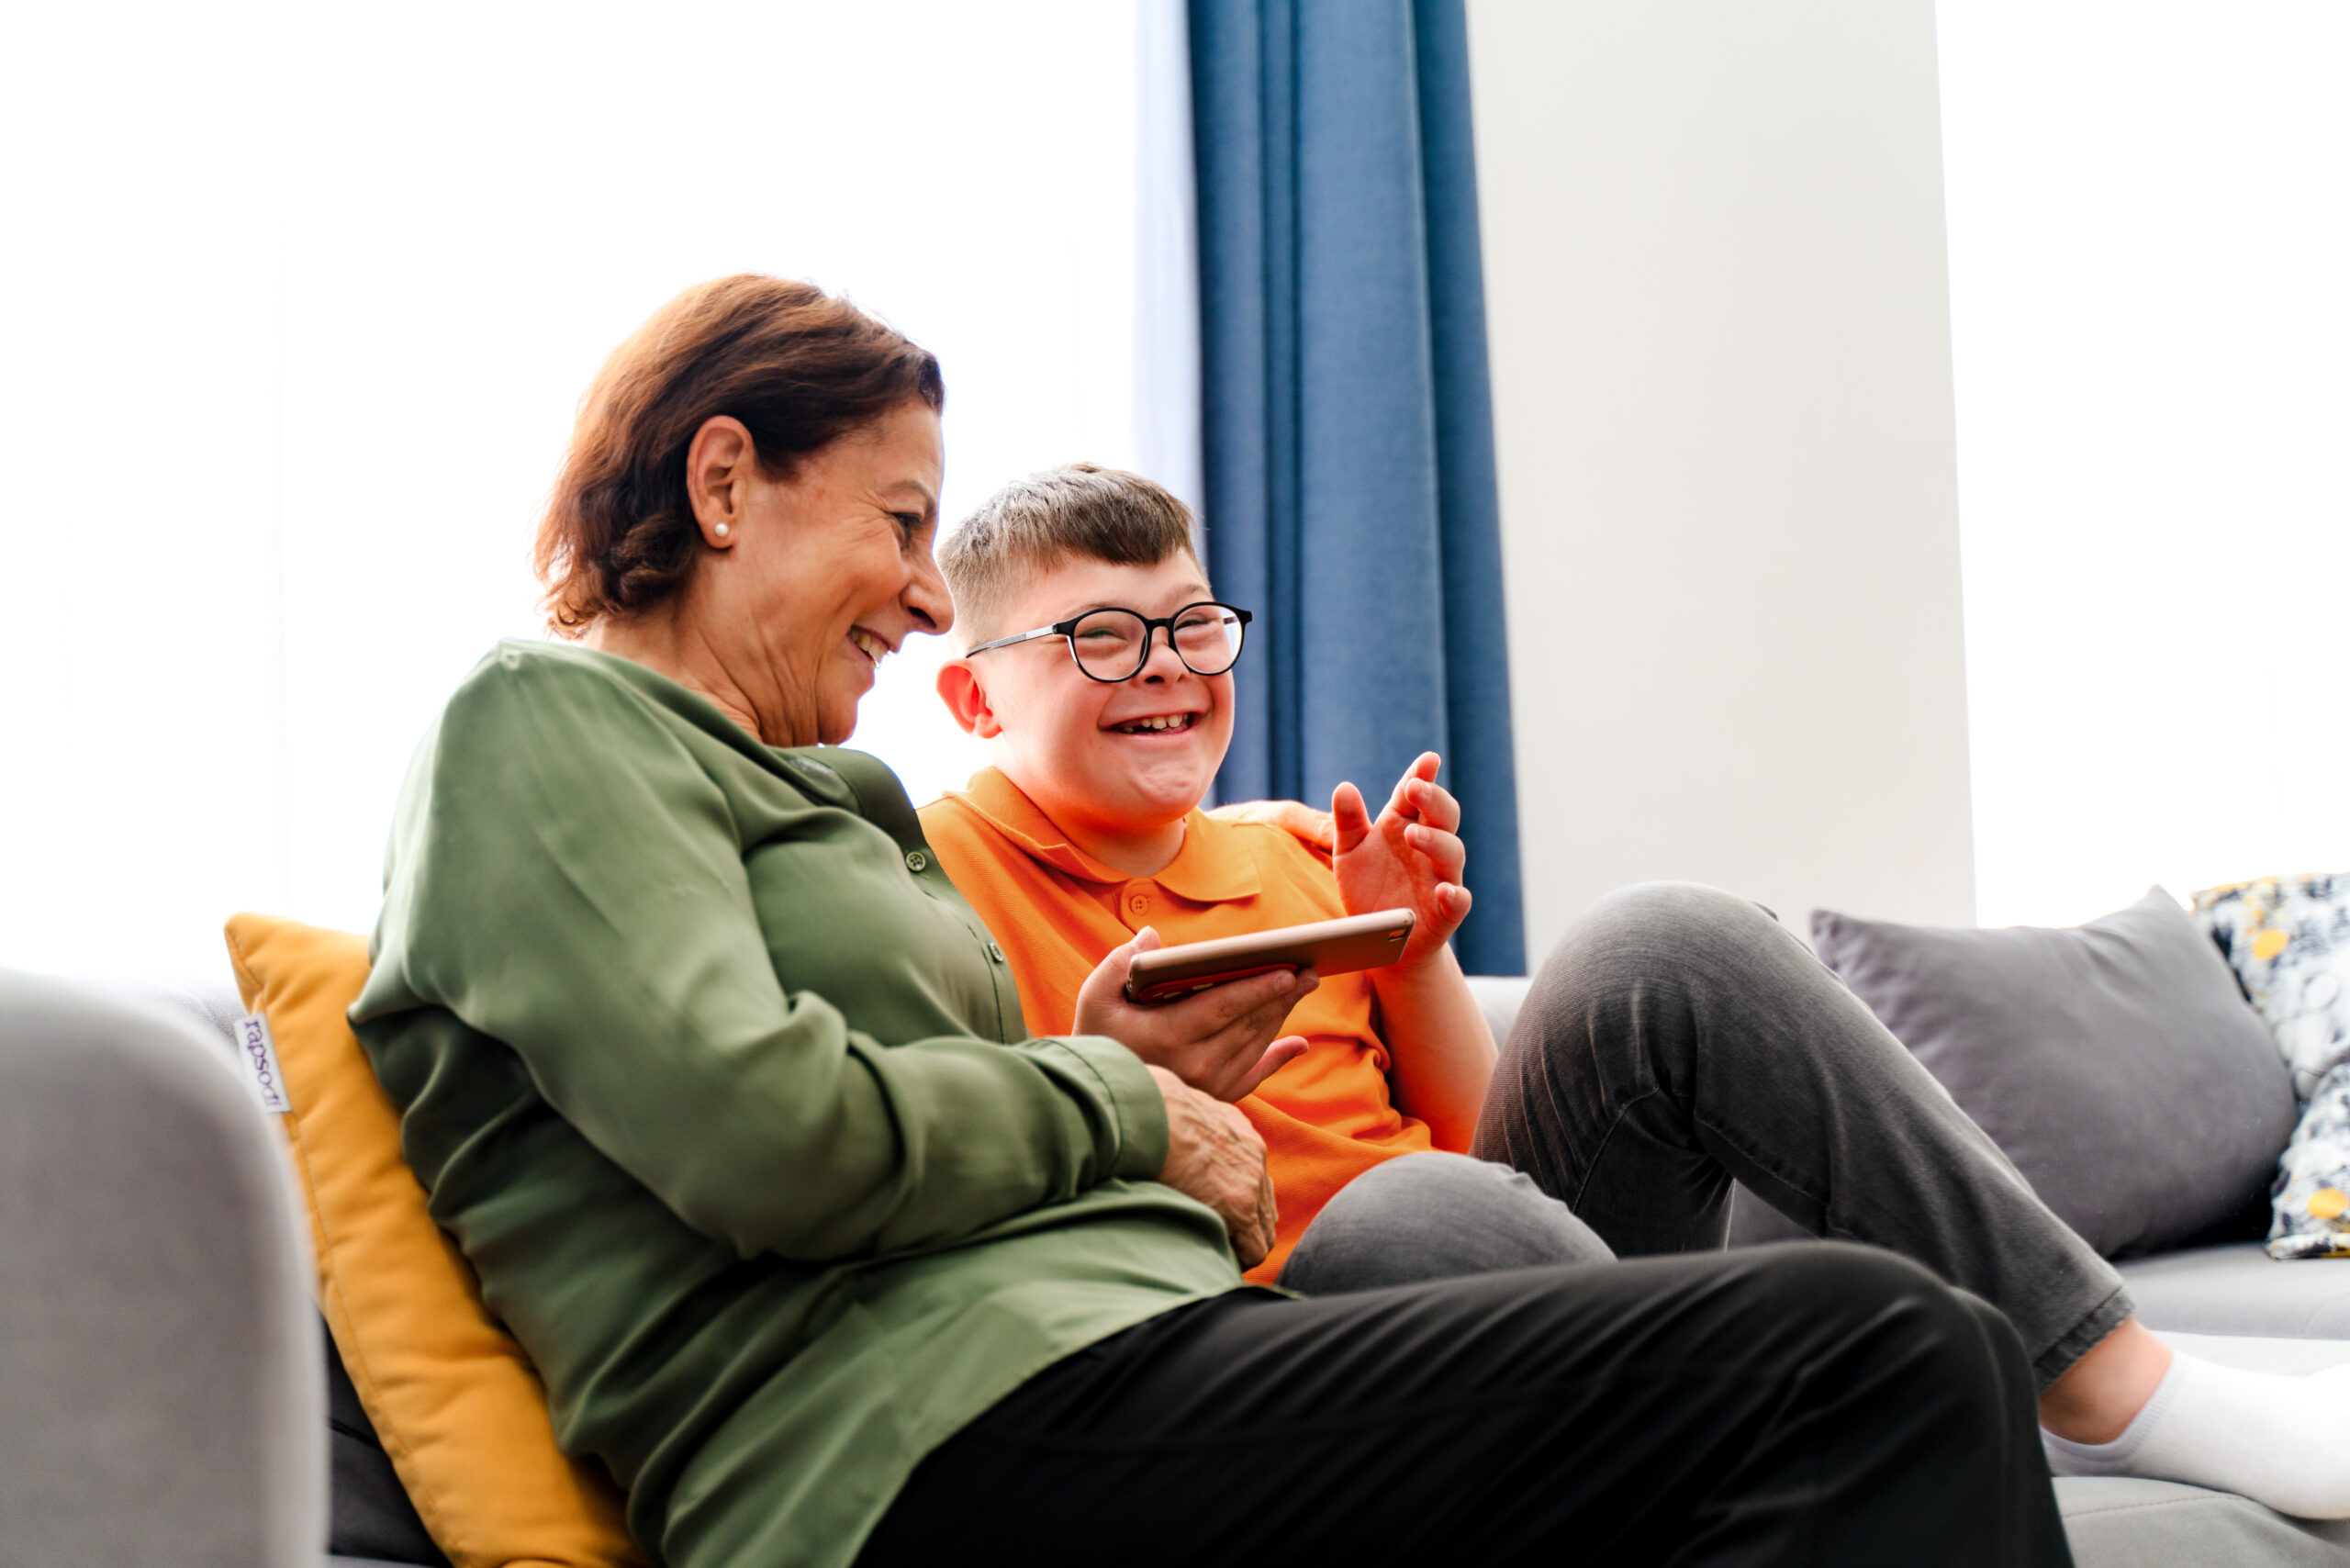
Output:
top-left (1940, 1), bottom-right (2350, 925)
top-left (1, 2), bottom-right (1146, 980)
top-left (15, 3), bottom-right (2341, 982)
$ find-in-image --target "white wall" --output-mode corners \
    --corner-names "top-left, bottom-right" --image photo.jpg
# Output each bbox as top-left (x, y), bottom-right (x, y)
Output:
top-left (1467, 0), bottom-right (1975, 958)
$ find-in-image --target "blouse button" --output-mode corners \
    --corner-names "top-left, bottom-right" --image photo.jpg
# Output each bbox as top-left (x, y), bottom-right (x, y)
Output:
top-left (904, 849), bottom-right (929, 873)
top-left (1128, 892), bottom-right (1150, 913)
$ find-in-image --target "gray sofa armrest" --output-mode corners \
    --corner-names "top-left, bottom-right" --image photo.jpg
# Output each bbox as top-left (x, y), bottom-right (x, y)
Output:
top-left (1463, 975), bottom-right (1530, 1048)
top-left (0, 969), bottom-right (326, 1565)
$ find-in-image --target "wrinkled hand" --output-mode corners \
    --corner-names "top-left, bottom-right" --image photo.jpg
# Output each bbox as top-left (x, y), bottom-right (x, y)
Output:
top-left (1074, 928), bottom-right (1316, 1101)
top-left (1149, 1065), bottom-right (1278, 1269)
top-left (1332, 752), bottom-right (1470, 971)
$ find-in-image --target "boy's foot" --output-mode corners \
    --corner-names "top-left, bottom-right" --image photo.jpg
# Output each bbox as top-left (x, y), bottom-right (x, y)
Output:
top-left (2043, 1354), bottom-right (2350, 1518)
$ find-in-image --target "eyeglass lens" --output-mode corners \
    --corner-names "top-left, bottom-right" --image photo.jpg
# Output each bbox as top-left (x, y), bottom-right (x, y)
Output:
top-left (1069, 604), bottom-right (1245, 681)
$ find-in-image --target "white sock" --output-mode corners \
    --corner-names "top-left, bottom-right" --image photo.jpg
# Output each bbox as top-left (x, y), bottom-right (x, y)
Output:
top-left (2043, 1354), bottom-right (2350, 1519)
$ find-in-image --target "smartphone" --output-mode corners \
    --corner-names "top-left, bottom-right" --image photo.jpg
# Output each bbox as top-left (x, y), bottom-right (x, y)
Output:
top-left (1124, 908), bottom-right (1416, 1003)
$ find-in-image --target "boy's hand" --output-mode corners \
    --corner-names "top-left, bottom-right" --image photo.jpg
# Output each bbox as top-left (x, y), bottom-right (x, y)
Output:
top-left (1332, 752), bottom-right (1470, 972)
top-left (1207, 798), bottom-right (1336, 850)
top-left (1073, 928), bottom-right (1315, 1102)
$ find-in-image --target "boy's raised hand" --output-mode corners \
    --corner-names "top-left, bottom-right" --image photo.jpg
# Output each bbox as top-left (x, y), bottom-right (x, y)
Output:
top-left (1073, 927), bottom-right (1315, 1102)
top-left (1207, 798), bottom-right (1335, 843)
top-left (1332, 751), bottom-right (1470, 972)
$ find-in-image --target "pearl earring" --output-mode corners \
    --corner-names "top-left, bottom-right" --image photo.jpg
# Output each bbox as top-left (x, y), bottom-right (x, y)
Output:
top-left (713, 522), bottom-right (731, 539)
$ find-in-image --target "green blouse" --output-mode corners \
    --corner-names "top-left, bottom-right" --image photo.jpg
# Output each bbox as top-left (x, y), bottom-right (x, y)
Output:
top-left (352, 641), bottom-right (1241, 1568)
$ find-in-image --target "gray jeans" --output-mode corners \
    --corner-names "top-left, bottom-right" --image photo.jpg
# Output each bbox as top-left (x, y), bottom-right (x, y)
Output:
top-left (1278, 881), bottom-right (2132, 1388)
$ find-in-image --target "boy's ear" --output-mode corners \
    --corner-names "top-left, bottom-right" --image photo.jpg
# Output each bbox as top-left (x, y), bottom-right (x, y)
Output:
top-left (935, 657), bottom-right (1004, 740)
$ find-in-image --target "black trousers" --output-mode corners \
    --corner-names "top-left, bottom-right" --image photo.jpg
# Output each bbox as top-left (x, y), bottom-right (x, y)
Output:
top-left (857, 1244), bottom-right (2072, 1567)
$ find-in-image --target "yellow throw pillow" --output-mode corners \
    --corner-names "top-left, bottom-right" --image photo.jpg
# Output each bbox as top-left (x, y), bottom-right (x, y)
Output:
top-left (224, 913), bottom-right (646, 1568)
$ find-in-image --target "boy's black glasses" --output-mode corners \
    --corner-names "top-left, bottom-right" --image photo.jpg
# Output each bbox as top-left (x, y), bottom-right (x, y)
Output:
top-left (966, 601), bottom-right (1252, 684)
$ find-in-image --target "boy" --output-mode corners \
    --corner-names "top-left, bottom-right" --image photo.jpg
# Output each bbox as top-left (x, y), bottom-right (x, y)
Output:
top-left (921, 465), bottom-right (2350, 1520)
top-left (920, 464), bottom-right (1497, 1281)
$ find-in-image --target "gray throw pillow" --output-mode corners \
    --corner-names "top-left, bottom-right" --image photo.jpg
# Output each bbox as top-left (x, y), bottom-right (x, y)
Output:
top-left (1810, 890), bottom-right (2295, 1260)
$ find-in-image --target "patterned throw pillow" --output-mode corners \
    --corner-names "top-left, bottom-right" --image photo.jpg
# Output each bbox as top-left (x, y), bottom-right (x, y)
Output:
top-left (2195, 874), bottom-right (2350, 1260)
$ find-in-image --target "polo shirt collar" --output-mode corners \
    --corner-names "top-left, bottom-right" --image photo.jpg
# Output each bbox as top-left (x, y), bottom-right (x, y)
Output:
top-left (953, 767), bottom-right (1261, 902)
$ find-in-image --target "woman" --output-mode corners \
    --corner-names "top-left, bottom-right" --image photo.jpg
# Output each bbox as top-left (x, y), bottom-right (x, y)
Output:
top-left (352, 274), bottom-right (2065, 1568)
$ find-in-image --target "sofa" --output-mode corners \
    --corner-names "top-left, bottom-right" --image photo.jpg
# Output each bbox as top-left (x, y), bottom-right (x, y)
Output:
top-left (6, 959), bottom-right (2350, 1566)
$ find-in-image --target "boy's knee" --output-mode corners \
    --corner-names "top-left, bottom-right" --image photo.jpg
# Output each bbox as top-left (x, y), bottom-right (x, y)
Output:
top-left (1586, 879), bottom-right (1774, 932)
top-left (1281, 1153), bottom-right (1615, 1295)
top-left (1544, 881), bottom-right (1785, 987)
top-left (1504, 882), bottom-right (1795, 1070)
top-left (1329, 1150), bottom-right (1496, 1211)
top-left (1342, 1152), bottom-right (1610, 1256)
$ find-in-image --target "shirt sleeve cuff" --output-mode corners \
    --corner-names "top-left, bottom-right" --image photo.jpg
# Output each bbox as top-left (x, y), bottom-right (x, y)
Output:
top-left (1050, 1034), bottom-right (1169, 1182)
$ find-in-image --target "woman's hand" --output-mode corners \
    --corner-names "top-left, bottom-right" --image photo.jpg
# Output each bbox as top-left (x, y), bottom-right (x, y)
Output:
top-left (1332, 752), bottom-right (1470, 972)
top-left (1148, 1066), bottom-right (1278, 1269)
top-left (1073, 928), bottom-right (1316, 1102)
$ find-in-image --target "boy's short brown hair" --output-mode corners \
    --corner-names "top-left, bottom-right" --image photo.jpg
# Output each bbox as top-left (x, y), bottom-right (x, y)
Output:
top-left (939, 464), bottom-right (1201, 649)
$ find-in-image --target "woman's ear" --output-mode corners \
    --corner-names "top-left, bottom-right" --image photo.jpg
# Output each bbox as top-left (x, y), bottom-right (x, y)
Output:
top-left (935, 658), bottom-right (1003, 740)
top-left (684, 416), bottom-right (755, 547)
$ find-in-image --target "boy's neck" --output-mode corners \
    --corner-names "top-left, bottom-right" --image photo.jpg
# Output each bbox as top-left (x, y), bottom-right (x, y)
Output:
top-left (997, 768), bottom-right (1190, 879)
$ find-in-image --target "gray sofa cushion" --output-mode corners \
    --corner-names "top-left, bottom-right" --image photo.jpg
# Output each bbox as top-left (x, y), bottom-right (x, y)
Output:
top-left (1810, 890), bottom-right (2296, 1260)
top-left (2057, 1476), bottom-right (2350, 1566)
top-left (1463, 974), bottom-right (1531, 1056)
top-left (2121, 1243), bottom-right (2350, 1338)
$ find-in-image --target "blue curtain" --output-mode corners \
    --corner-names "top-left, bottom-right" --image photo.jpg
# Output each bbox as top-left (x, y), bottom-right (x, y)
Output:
top-left (1191, 0), bottom-right (1525, 974)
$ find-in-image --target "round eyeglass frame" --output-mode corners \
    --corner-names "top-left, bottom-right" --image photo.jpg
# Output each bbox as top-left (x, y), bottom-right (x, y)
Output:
top-left (964, 600), bottom-right (1253, 684)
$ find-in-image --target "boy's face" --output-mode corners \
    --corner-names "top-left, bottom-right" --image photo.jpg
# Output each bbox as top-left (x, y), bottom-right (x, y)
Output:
top-left (942, 553), bottom-right (1236, 843)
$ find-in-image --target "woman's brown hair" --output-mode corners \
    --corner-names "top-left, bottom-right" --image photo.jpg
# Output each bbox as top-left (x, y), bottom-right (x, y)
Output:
top-left (534, 274), bottom-right (945, 634)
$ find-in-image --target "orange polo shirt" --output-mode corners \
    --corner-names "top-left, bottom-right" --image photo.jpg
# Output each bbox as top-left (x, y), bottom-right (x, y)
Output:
top-left (920, 767), bottom-right (1436, 1282)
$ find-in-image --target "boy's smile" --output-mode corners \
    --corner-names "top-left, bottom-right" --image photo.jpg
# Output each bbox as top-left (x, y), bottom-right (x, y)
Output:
top-left (1106, 711), bottom-right (1201, 734)
top-left (937, 554), bottom-right (1237, 878)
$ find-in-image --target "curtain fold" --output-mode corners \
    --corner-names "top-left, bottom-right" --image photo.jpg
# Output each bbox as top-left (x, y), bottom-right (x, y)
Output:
top-left (1191, 0), bottom-right (1525, 974)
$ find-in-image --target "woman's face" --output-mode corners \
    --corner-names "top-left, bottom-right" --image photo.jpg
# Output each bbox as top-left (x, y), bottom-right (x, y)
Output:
top-left (696, 400), bottom-right (950, 746)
